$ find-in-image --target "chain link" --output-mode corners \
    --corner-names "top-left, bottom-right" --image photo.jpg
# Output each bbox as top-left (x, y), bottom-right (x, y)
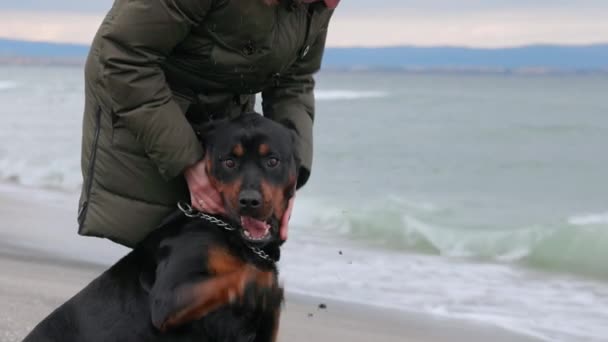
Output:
top-left (177, 201), bottom-right (273, 262)
top-left (250, 247), bottom-right (271, 260)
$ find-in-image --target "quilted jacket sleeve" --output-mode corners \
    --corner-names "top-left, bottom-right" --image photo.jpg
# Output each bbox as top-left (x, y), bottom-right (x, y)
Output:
top-left (100, 0), bottom-right (213, 179)
top-left (261, 28), bottom-right (330, 189)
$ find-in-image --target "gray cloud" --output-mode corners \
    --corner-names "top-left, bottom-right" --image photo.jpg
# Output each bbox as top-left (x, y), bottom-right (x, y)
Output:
top-left (0, 0), bottom-right (112, 12)
top-left (2, 0), bottom-right (608, 46)
top-left (1, 0), bottom-right (608, 14)
top-left (340, 0), bottom-right (608, 14)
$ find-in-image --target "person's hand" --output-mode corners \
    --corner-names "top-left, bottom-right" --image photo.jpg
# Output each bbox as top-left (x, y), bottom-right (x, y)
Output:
top-left (184, 158), bottom-right (225, 214)
top-left (280, 193), bottom-right (295, 241)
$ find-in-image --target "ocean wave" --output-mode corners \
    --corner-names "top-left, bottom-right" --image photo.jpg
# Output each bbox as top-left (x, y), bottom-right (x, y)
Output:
top-left (0, 157), bottom-right (82, 192)
top-left (315, 89), bottom-right (389, 101)
top-left (0, 80), bottom-right (18, 90)
top-left (4, 153), bottom-right (607, 280)
top-left (568, 212), bottom-right (608, 226)
top-left (294, 198), bottom-right (608, 279)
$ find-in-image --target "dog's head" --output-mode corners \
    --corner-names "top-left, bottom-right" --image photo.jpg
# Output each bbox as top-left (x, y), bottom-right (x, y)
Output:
top-left (201, 113), bottom-right (299, 247)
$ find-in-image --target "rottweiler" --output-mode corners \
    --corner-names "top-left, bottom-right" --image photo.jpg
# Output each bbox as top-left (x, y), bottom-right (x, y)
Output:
top-left (23, 113), bottom-right (299, 342)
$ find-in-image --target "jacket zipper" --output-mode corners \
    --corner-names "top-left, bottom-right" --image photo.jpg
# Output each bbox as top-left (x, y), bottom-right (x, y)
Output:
top-left (78, 106), bottom-right (102, 226)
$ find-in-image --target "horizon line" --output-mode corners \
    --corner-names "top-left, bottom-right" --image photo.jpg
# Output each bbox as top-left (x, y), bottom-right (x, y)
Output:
top-left (2, 37), bottom-right (608, 50)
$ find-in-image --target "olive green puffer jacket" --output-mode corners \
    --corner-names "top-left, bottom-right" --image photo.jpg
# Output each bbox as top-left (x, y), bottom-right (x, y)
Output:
top-left (78, 0), bottom-right (334, 247)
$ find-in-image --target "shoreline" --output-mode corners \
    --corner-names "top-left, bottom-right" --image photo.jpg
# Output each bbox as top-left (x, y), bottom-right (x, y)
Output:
top-left (0, 184), bottom-right (544, 341)
top-left (0, 252), bottom-right (542, 342)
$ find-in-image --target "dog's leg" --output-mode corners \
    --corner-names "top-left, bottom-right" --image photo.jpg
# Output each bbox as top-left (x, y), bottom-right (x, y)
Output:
top-left (252, 307), bottom-right (282, 342)
top-left (151, 247), bottom-right (279, 332)
top-left (271, 309), bottom-right (281, 342)
top-left (158, 265), bottom-right (275, 332)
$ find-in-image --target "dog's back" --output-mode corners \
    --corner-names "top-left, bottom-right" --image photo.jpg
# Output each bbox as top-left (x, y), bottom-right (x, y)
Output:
top-left (24, 221), bottom-right (281, 342)
top-left (24, 251), bottom-right (151, 341)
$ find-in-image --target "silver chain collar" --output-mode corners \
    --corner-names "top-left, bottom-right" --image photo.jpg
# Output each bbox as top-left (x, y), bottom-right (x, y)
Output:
top-left (177, 202), bottom-right (273, 262)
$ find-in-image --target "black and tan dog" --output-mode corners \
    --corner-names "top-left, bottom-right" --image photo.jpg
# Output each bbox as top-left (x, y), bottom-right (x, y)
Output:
top-left (23, 113), bottom-right (298, 342)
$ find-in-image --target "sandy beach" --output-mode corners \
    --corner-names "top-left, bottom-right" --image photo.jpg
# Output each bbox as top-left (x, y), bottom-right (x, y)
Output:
top-left (0, 186), bottom-right (541, 342)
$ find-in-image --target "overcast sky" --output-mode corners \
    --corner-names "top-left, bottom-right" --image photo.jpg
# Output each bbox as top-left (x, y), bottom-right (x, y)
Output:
top-left (1, 0), bottom-right (607, 47)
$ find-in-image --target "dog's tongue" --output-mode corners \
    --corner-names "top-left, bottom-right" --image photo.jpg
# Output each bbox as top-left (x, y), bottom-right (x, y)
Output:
top-left (241, 216), bottom-right (269, 238)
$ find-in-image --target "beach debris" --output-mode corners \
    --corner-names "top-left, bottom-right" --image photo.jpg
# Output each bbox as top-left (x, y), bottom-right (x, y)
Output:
top-left (338, 250), bottom-right (343, 255)
top-left (318, 303), bottom-right (327, 310)
top-left (308, 313), bottom-right (314, 318)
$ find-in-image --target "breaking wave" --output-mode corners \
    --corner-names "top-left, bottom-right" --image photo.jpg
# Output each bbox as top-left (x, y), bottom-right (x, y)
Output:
top-left (294, 198), bottom-right (608, 279)
top-left (0, 80), bottom-right (18, 90)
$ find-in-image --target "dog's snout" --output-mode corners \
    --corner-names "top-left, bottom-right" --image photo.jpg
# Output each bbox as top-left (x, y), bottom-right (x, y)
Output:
top-left (239, 190), bottom-right (262, 209)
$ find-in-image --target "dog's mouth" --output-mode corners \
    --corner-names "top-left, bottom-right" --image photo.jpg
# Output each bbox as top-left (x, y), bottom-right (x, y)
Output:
top-left (239, 216), bottom-right (276, 244)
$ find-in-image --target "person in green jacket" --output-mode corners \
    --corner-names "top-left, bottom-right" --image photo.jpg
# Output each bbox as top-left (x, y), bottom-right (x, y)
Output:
top-left (77, 0), bottom-right (337, 247)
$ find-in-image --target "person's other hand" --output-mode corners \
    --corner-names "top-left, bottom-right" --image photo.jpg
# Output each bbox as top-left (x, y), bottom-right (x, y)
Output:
top-left (184, 158), bottom-right (225, 214)
top-left (280, 193), bottom-right (295, 241)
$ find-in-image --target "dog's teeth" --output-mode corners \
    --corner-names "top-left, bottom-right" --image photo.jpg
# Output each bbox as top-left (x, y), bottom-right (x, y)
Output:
top-left (243, 227), bottom-right (272, 241)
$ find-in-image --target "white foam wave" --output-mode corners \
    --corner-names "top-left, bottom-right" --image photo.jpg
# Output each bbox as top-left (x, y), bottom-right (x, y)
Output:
top-left (315, 89), bottom-right (389, 101)
top-left (0, 157), bottom-right (82, 192)
top-left (0, 80), bottom-right (18, 90)
top-left (280, 227), bottom-right (608, 342)
top-left (290, 197), bottom-right (608, 279)
top-left (401, 214), bottom-right (547, 260)
top-left (568, 212), bottom-right (608, 226)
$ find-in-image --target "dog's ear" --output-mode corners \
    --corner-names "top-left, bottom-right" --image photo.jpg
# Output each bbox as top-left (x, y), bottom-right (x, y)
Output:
top-left (192, 118), bottom-right (229, 155)
top-left (287, 131), bottom-right (309, 190)
top-left (289, 130), bottom-right (302, 170)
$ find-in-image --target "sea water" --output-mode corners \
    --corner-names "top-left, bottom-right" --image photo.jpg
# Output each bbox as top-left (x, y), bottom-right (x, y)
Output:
top-left (1, 66), bottom-right (607, 341)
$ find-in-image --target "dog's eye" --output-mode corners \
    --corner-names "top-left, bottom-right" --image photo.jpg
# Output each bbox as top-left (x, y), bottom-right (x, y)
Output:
top-left (267, 158), bottom-right (280, 168)
top-left (224, 159), bottom-right (236, 169)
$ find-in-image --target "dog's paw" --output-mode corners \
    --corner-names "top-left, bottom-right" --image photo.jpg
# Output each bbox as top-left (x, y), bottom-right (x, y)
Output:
top-left (241, 279), bottom-right (284, 312)
top-left (235, 267), bottom-right (283, 312)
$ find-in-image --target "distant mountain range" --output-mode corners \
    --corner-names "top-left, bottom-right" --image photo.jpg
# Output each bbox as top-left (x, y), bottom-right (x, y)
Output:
top-left (0, 39), bottom-right (88, 57)
top-left (1, 38), bottom-right (607, 71)
top-left (323, 45), bottom-right (608, 71)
